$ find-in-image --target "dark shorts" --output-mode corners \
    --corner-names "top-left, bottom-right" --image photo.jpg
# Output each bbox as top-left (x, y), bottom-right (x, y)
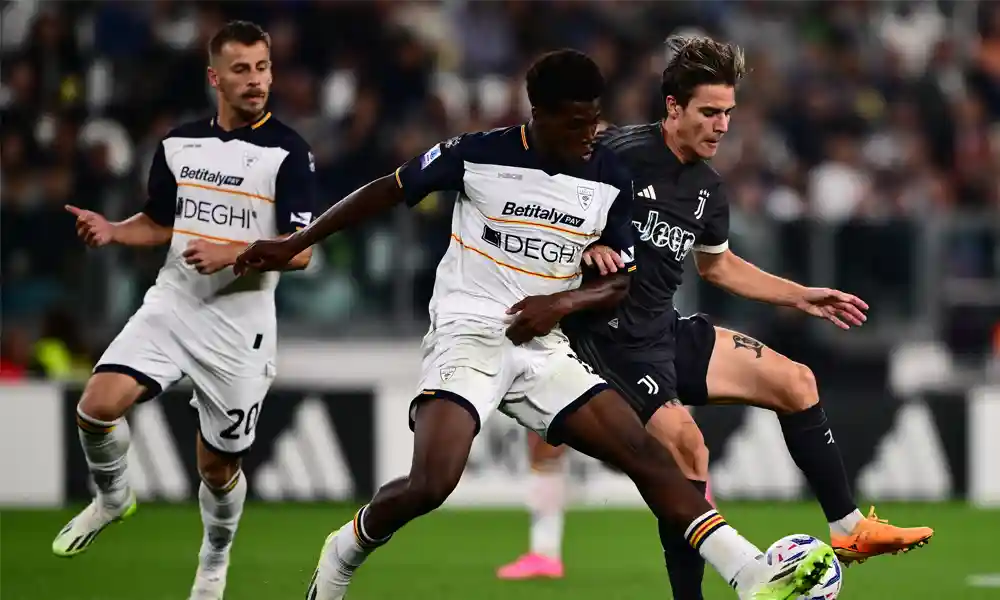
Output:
top-left (569, 312), bottom-right (717, 424)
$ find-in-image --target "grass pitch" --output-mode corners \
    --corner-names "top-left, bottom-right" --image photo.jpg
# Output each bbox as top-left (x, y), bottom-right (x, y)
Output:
top-left (2, 501), bottom-right (996, 599)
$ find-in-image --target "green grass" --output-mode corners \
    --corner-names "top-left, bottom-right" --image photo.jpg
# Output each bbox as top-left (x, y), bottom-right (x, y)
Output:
top-left (2, 502), bottom-right (997, 599)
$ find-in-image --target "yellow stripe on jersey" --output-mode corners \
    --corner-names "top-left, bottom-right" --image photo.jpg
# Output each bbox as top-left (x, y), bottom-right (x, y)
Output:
top-left (450, 234), bottom-right (581, 281)
top-left (520, 124), bottom-right (529, 150)
top-left (627, 264), bottom-right (637, 272)
top-left (251, 112), bottom-right (272, 129)
top-left (177, 182), bottom-right (274, 203)
top-left (172, 228), bottom-right (248, 245)
top-left (394, 166), bottom-right (403, 188)
top-left (484, 215), bottom-right (600, 239)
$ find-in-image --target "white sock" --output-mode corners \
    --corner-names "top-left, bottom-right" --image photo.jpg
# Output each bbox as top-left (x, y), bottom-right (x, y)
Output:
top-left (77, 408), bottom-right (130, 509)
top-left (328, 505), bottom-right (387, 571)
top-left (527, 468), bottom-right (566, 559)
top-left (685, 510), bottom-right (766, 592)
top-left (198, 471), bottom-right (247, 566)
top-left (829, 509), bottom-right (865, 536)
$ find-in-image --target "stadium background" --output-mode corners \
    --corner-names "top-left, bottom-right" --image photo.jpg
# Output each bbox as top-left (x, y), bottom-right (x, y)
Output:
top-left (1, 0), bottom-right (999, 598)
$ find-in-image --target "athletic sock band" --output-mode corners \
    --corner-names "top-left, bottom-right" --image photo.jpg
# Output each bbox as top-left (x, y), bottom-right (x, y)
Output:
top-left (353, 504), bottom-right (391, 549)
top-left (685, 509), bottom-right (728, 550)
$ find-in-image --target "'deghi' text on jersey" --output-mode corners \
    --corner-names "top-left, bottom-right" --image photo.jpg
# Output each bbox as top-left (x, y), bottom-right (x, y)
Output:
top-left (573, 123), bottom-right (729, 343)
top-left (395, 125), bottom-right (636, 326)
top-left (141, 112), bottom-right (317, 355)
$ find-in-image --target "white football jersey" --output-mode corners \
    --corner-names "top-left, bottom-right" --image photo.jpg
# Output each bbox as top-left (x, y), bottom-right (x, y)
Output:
top-left (395, 125), bottom-right (635, 327)
top-left (139, 112), bottom-right (316, 356)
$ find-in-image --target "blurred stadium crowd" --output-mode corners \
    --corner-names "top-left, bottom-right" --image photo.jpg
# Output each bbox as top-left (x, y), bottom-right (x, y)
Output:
top-left (2, 0), bottom-right (998, 381)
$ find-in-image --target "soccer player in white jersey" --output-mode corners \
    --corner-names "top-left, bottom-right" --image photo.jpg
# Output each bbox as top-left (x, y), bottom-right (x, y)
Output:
top-left (237, 49), bottom-right (835, 600)
top-left (52, 21), bottom-right (316, 600)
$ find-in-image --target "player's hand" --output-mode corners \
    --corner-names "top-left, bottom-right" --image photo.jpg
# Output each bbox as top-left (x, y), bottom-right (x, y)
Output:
top-left (65, 204), bottom-right (115, 247)
top-left (182, 239), bottom-right (239, 274)
top-left (794, 287), bottom-right (869, 330)
top-left (582, 244), bottom-right (625, 276)
top-left (505, 294), bottom-right (571, 345)
top-left (233, 238), bottom-right (298, 275)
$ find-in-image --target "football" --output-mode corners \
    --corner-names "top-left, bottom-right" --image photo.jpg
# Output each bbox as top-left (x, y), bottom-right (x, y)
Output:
top-left (764, 534), bottom-right (843, 600)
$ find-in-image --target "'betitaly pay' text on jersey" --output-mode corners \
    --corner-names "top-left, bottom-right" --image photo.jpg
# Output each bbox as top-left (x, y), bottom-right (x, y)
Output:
top-left (141, 113), bottom-right (317, 358)
top-left (395, 125), bottom-right (636, 327)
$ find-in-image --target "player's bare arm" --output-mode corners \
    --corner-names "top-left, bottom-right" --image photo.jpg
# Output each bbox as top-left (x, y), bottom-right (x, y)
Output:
top-left (183, 236), bottom-right (312, 275)
top-left (693, 249), bottom-right (868, 330)
top-left (505, 272), bottom-right (629, 345)
top-left (234, 175), bottom-right (400, 274)
top-left (66, 205), bottom-right (172, 247)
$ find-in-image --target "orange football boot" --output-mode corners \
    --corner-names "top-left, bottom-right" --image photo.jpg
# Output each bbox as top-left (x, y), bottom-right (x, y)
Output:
top-left (830, 506), bottom-right (934, 566)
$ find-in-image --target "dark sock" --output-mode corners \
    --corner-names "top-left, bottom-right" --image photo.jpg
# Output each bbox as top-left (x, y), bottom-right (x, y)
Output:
top-left (778, 402), bottom-right (857, 522)
top-left (660, 479), bottom-right (707, 600)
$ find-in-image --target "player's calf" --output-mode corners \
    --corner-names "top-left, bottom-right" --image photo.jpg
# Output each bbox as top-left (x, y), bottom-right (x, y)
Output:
top-left (308, 398), bottom-right (477, 600)
top-left (53, 373), bottom-right (146, 558)
top-left (190, 434), bottom-right (247, 599)
top-left (556, 391), bottom-right (771, 595)
top-left (646, 404), bottom-right (711, 598)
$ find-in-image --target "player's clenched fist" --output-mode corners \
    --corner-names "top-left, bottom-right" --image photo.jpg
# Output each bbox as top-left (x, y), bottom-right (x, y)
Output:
top-left (505, 294), bottom-right (571, 345)
top-left (65, 204), bottom-right (115, 247)
top-left (182, 239), bottom-right (239, 275)
top-left (233, 238), bottom-right (298, 275)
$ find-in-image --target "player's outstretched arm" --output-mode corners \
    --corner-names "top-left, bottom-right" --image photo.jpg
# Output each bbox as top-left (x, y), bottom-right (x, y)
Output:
top-left (234, 175), bottom-right (403, 274)
top-left (694, 249), bottom-right (868, 330)
top-left (65, 205), bottom-right (172, 248)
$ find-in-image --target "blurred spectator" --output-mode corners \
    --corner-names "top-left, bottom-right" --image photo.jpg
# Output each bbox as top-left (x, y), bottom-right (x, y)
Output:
top-left (0, 0), bottom-right (997, 361)
top-left (31, 309), bottom-right (93, 382)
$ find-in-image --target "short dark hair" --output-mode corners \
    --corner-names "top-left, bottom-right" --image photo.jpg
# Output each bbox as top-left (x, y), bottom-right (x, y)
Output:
top-left (208, 20), bottom-right (270, 58)
top-left (661, 35), bottom-right (746, 107)
top-left (525, 49), bottom-right (604, 111)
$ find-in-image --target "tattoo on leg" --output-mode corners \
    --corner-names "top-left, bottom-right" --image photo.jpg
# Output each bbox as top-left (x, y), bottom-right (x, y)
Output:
top-left (732, 334), bottom-right (764, 359)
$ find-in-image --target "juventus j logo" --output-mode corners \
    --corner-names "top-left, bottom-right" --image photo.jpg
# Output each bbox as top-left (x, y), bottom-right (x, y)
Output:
top-left (637, 375), bottom-right (659, 396)
top-left (695, 189), bottom-right (709, 220)
top-left (824, 429), bottom-right (835, 445)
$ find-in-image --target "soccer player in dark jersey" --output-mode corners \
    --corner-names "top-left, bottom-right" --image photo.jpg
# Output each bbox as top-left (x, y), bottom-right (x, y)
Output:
top-left (496, 36), bottom-right (934, 597)
top-left (237, 49), bottom-right (837, 600)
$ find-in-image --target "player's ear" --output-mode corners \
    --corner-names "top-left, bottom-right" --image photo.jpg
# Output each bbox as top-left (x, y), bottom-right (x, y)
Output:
top-left (207, 66), bottom-right (219, 90)
top-left (665, 96), bottom-right (678, 120)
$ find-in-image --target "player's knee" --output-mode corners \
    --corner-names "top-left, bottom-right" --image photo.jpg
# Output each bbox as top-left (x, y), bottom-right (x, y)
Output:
top-left (78, 373), bottom-right (142, 422)
top-left (776, 362), bottom-right (819, 413)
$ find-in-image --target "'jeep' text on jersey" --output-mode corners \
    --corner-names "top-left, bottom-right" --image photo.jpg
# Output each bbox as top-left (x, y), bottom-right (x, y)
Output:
top-left (395, 125), bottom-right (636, 326)
top-left (568, 122), bottom-right (729, 344)
top-left (140, 112), bottom-right (317, 357)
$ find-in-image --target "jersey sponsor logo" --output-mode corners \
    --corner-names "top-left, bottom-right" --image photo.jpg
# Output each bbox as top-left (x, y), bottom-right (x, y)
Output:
top-left (176, 196), bottom-right (255, 229)
top-left (289, 212), bottom-right (312, 227)
top-left (577, 185), bottom-right (594, 209)
top-left (482, 224), bottom-right (578, 264)
top-left (637, 185), bottom-right (657, 200)
top-left (178, 166), bottom-right (245, 187)
top-left (633, 210), bottom-right (697, 261)
top-left (501, 201), bottom-right (585, 228)
top-left (420, 144), bottom-right (442, 169)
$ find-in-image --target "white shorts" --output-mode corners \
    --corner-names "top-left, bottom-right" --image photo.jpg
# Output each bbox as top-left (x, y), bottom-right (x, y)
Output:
top-left (95, 303), bottom-right (276, 455)
top-left (411, 321), bottom-right (608, 444)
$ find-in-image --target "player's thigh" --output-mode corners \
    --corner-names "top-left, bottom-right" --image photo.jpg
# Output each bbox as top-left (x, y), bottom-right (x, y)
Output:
top-left (86, 311), bottom-right (185, 419)
top-left (407, 397), bottom-right (480, 502)
top-left (501, 339), bottom-right (610, 444)
top-left (645, 402), bottom-right (709, 479)
top-left (189, 361), bottom-right (276, 457)
top-left (705, 327), bottom-right (818, 412)
top-left (411, 326), bottom-right (511, 435)
top-left (571, 332), bottom-right (677, 424)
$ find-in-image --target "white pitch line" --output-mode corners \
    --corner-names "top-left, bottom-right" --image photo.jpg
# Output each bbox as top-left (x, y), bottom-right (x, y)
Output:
top-left (967, 574), bottom-right (1000, 588)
